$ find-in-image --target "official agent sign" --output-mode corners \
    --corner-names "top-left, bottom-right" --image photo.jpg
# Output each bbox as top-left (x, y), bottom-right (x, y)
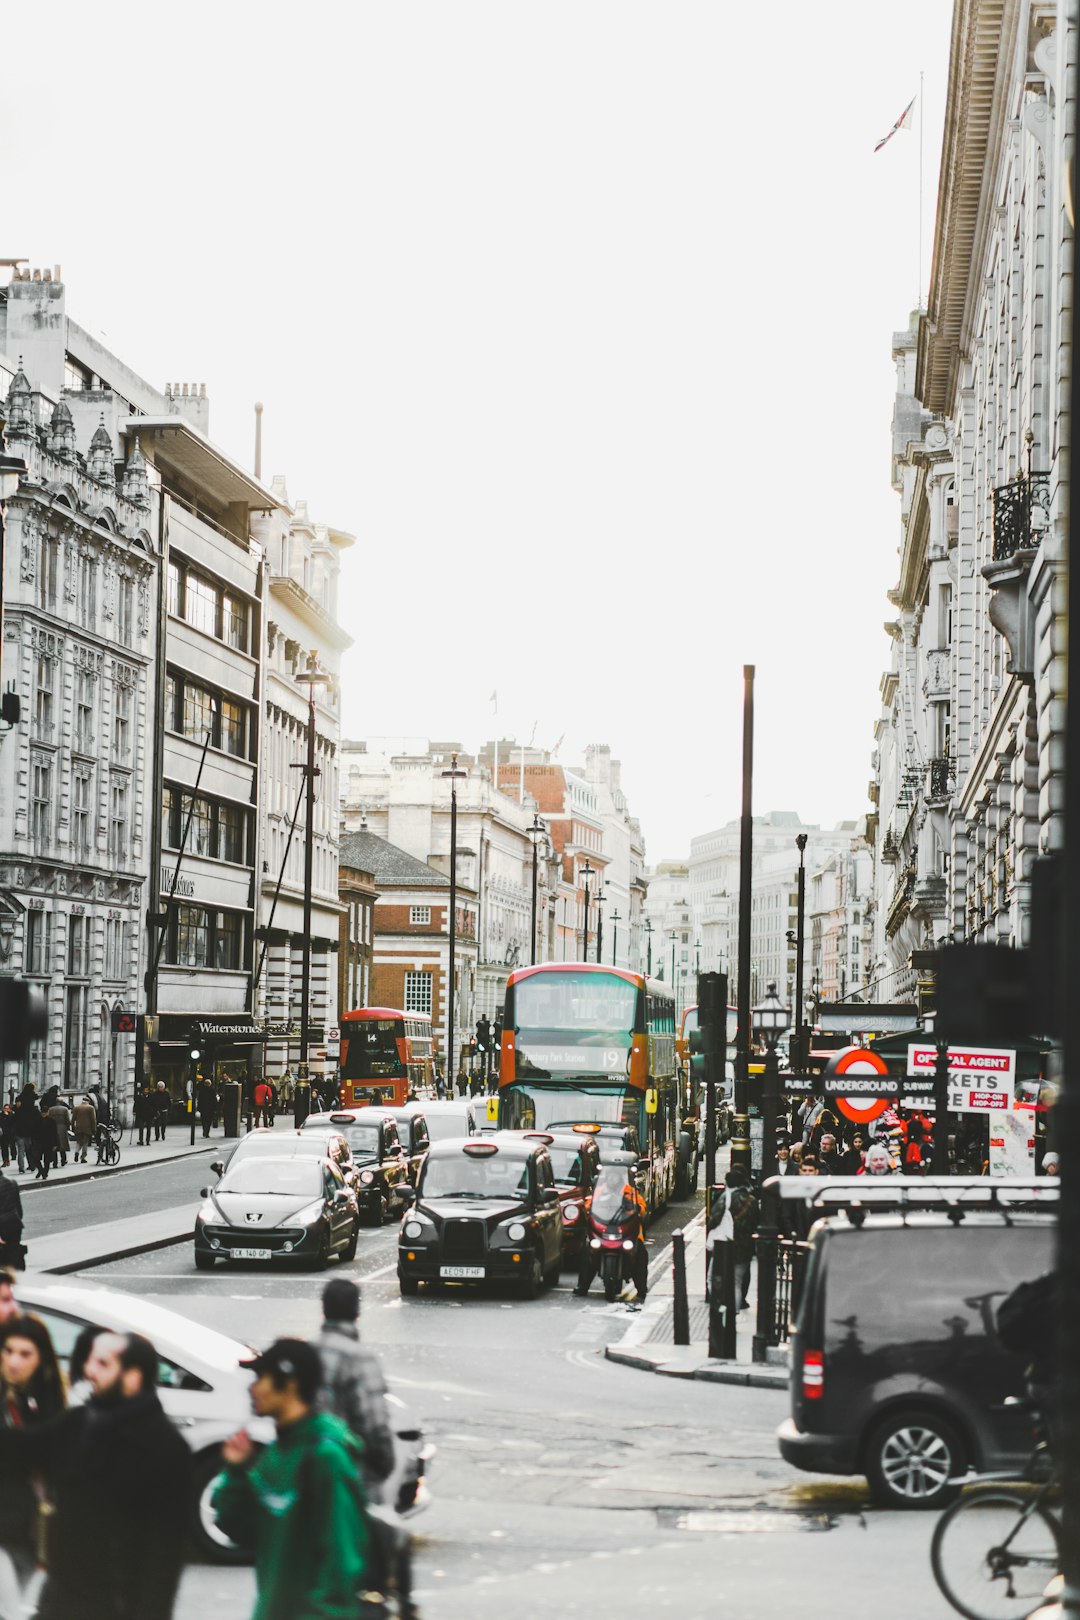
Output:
top-left (906, 1044), bottom-right (1016, 1113)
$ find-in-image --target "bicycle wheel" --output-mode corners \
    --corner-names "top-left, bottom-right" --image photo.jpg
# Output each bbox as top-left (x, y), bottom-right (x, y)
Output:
top-left (103, 1138), bottom-right (120, 1166)
top-left (931, 1489), bottom-right (1061, 1620)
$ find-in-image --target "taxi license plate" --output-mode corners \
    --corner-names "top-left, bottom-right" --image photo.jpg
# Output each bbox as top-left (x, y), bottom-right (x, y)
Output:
top-left (231, 1248), bottom-right (273, 1261)
top-left (439, 1265), bottom-right (484, 1279)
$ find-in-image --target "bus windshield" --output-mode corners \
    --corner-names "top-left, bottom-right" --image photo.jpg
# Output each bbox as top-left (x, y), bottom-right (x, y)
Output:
top-left (513, 970), bottom-right (638, 1077)
top-left (501, 1082), bottom-right (640, 1135)
top-left (341, 1019), bottom-right (403, 1080)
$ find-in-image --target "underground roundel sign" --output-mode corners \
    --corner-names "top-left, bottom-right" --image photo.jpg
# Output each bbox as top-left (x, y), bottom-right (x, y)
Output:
top-left (822, 1046), bottom-right (892, 1125)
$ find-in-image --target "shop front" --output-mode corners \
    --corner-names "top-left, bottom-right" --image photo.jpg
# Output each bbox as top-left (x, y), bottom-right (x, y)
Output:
top-left (147, 1013), bottom-right (269, 1121)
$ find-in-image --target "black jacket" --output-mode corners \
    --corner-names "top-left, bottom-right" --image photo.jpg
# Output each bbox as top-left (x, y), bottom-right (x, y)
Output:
top-left (0, 1175), bottom-right (22, 1243)
top-left (0, 1389), bottom-right (192, 1620)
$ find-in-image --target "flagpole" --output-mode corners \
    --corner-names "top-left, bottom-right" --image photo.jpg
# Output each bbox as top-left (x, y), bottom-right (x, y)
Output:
top-left (918, 68), bottom-right (925, 308)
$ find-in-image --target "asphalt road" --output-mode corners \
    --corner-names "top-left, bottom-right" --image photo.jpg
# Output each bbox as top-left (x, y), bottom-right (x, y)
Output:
top-left (19, 1149), bottom-right (219, 1240)
top-left (57, 1187), bottom-right (953, 1620)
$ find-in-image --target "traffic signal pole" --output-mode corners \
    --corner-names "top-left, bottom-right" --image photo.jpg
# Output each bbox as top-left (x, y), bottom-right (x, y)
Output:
top-left (732, 665), bottom-right (755, 1178)
top-left (693, 972), bottom-right (728, 1192)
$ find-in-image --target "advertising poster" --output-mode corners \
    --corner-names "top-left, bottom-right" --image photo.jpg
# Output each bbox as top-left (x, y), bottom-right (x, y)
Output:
top-left (987, 1107), bottom-right (1035, 1177)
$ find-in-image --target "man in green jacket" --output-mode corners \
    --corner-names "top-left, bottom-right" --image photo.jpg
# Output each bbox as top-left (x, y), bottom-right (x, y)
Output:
top-left (213, 1338), bottom-right (369, 1620)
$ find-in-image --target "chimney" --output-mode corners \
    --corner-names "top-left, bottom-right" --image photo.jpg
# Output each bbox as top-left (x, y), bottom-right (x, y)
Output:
top-left (254, 402), bottom-right (264, 479)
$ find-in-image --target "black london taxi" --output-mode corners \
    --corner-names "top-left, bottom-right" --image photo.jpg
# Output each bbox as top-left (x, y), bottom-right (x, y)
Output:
top-left (377, 1107), bottom-right (432, 1185)
top-left (398, 1133), bottom-right (563, 1298)
top-left (303, 1108), bottom-right (412, 1224)
top-left (519, 1129), bottom-right (600, 1263)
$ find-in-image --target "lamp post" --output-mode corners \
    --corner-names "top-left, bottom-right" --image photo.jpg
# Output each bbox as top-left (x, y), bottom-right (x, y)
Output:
top-left (294, 651), bottom-right (330, 1117)
top-left (751, 980), bottom-right (790, 1363)
top-left (596, 884), bottom-right (605, 965)
top-left (527, 814), bottom-right (546, 966)
top-left (669, 931), bottom-right (677, 992)
top-left (441, 752), bottom-right (468, 1090)
top-left (610, 909), bottom-right (621, 967)
top-left (793, 834), bottom-right (808, 1073)
top-left (580, 859), bottom-right (594, 961)
top-left (643, 918), bottom-right (654, 975)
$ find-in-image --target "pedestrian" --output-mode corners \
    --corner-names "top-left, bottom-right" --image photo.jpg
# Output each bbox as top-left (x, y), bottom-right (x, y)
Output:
top-left (86, 1085), bottom-right (110, 1129)
top-left (71, 1096), bottom-right (96, 1165)
top-left (46, 1099), bottom-right (70, 1169)
top-left (134, 1087), bottom-right (154, 1148)
top-left (316, 1279), bottom-right (411, 1616)
top-left (817, 1132), bottom-right (840, 1175)
top-left (0, 1315), bottom-right (66, 1620)
top-left (0, 1273), bottom-right (17, 1327)
top-left (0, 1329), bottom-right (192, 1620)
top-left (12, 1091), bottom-right (37, 1177)
top-left (0, 1175), bottom-right (23, 1273)
top-left (0, 1109), bottom-right (13, 1172)
top-left (859, 1143), bottom-right (894, 1176)
top-left (253, 1078), bottom-right (273, 1129)
top-left (197, 1078), bottom-right (218, 1140)
top-left (152, 1081), bottom-right (170, 1141)
top-left (838, 1132), bottom-right (867, 1175)
top-left (706, 1165), bottom-right (758, 1312)
top-left (1041, 1150), bottom-right (1059, 1176)
top-left (30, 1108), bottom-right (53, 1181)
top-left (776, 1143), bottom-right (795, 1177)
top-left (213, 1338), bottom-right (370, 1620)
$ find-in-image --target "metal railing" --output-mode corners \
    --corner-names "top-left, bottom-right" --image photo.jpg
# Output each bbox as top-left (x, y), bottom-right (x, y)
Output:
top-left (771, 1239), bottom-right (810, 1345)
top-left (992, 469), bottom-right (1049, 560)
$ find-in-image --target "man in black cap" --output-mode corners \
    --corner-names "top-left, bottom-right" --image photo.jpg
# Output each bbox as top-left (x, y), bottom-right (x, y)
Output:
top-left (213, 1337), bottom-right (370, 1620)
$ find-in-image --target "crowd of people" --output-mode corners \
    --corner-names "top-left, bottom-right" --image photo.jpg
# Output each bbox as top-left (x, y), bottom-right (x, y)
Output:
top-left (0, 1085), bottom-right (113, 1181)
top-left (0, 1269), bottom-right (403, 1620)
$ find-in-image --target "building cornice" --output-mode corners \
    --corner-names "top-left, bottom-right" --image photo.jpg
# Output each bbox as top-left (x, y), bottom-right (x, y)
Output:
top-left (917, 0), bottom-right (1020, 413)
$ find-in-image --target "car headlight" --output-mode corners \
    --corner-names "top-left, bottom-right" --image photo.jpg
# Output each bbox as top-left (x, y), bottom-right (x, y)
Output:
top-left (622, 1239), bottom-right (635, 1251)
top-left (507, 1221), bottom-right (526, 1243)
top-left (196, 1205), bottom-right (214, 1223)
top-left (360, 1170), bottom-right (376, 1185)
top-left (295, 1201), bottom-right (327, 1225)
top-left (562, 1203), bottom-right (579, 1222)
top-left (403, 1220), bottom-right (424, 1240)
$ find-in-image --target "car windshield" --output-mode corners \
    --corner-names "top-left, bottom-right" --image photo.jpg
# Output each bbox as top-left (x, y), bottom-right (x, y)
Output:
top-left (334, 1124), bottom-right (381, 1154)
top-left (547, 1147), bottom-right (585, 1185)
top-left (590, 1165), bottom-right (638, 1225)
top-left (423, 1111), bottom-right (472, 1143)
top-left (219, 1160), bottom-right (322, 1197)
top-left (421, 1153), bottom-right (530, 1200)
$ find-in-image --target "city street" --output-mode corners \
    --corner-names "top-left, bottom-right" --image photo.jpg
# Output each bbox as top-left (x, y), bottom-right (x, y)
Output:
top-left (31, 1166), bottom-right (949, 1620)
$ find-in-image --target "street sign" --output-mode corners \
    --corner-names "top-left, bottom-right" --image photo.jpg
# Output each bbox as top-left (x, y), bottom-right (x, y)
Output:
top-left (906, 1044), bottom-right (1015, 1112)
top-left (326, 1025), bottom-right (340, 1056)
top-left (822, 1046), bottom-right (893, 1126)
top-left (110, 1009), bottom-right (138, 1034)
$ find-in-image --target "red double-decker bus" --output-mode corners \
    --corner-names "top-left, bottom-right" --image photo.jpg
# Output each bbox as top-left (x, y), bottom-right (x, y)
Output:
top-left (338, 1008), bottom-right (435, 1107)
top-left (497, 963), bottom-right (678, 1215)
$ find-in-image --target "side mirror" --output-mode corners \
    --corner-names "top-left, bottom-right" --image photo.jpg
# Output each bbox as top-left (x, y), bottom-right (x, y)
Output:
top-left (637, 1157), bottom-right (650, 1172)
top-left (199, 1186), bottom-right (210, 1198)
top-left (539, 1186), bottom-right (559, 1205)
top-left (399, 1186), bottom-right (416, 1205)
top-left (210, 1161), bottom-right (224, 1177)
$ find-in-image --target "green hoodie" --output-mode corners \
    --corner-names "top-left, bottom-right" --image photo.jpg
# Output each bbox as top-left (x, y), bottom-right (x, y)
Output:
top-left (212, 1410), bottom-right (368, 1620)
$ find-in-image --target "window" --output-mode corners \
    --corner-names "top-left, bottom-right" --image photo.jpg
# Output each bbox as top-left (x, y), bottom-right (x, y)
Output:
top-left (112, 682), bottom-right (131, 760)
top-left (63, 984), bottom-right (89, 1090)
top-left (104, 916), bottom-right (126, 982)
top-left (164, 673), bottom-right (178, 730)
top-left (185, 573), bottom-right (218, 635)
top-left (222, 593), bottom-right (247, 652)
top-left (404, 970), bottom-right (433, 1016)
top-left (72, 772), bottom-right (93, 856)
top-left (410, 906), bottom-right (431, 926)
top-left (220, 698), bottom-right (244, 757)
top-left (34, 656), bottom-right (54, 739)
top-left (25, 910), bottom-right (51, 976)
top-left (31, 759), bottom-right (52, 845)
top-left (183, 682), bottom-right (217, 743)
top-left (38, 534), bottom-right (58, 610)
top-left (217, 804), bottom-right (245, 864)
top-left (74, 671), bottom-right (94, 753)
top-left (214, 911), bottom-right (242, 971)
top-left (78, 552), bottom-right (96, 628)
top-left (117, 577), bottom-right (134, 647)
top-left (182, 793), bottom-right (213, 856)
top-left (109, 778), bottom-right (129, 864)
top-left (167, 561), bottom-right (181, 617)
top-left (162, 785), bottom-right (178, 848)
top-left (174, 905), bottom-right (210, 968)
top-left (67, 914), bottom-right (88, 977)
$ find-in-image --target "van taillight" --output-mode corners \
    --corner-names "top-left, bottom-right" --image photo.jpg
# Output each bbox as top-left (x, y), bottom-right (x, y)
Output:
top-left (802, 1350), bottom-right (824, 1400)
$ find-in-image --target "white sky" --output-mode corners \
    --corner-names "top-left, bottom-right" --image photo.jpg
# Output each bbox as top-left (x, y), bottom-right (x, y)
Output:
top-left (2, 0), bottom-right (953, 859)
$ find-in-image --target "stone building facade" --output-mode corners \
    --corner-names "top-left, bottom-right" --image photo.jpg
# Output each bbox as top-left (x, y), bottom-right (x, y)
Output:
top-left (869, 0), bottom-right (1071, 992)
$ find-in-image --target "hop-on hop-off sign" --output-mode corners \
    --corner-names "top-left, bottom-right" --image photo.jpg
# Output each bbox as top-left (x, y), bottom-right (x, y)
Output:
top-left (821, 1047), bottom-right (893, 1125)
top-left (906, 1044), bottom-right (1016, 1113)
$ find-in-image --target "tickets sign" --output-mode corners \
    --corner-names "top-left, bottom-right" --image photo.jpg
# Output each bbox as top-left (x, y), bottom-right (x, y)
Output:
top-left (906, 1044), bottom-right (1015, 1113)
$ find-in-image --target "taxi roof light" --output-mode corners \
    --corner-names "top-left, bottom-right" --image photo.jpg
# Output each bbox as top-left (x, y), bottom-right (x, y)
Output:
top-left (523, 1132), bottom-right (555, 1144)
top-left (462, 1141), bottom-right (499, 1157)
top-left (572, 1122), bottom-right (601, 1134)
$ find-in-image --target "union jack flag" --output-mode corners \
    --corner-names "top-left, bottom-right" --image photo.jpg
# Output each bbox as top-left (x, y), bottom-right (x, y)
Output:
top-left (874, 96), bottom-right (916, 153)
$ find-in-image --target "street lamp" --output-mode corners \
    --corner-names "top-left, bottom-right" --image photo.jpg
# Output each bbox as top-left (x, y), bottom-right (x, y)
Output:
top-left (441, 751), bottom-right (468, 1091)
top-left (643, 918), bottom-right (654, 975)
top-left (527, 814), bottom-right (546, 966)
top-left (595, 883), bottom-right (606, 965)
top-left (752, 980), bottom-right (791, 1363)
top-left (294, 650), bottom-right (330, 1119)
top-left (669, 931), bottom-right (677, 992)
top-left (793, 834), bottom-right (808, 1073)
top-left (580, 859), bottom-right (594, 961)
top-left (610, 909), bottom-right (621, 967)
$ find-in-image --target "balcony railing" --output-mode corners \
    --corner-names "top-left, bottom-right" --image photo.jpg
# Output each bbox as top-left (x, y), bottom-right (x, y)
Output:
top-left (926, 757), bottom-right (952, 803)
top-left (992, 469), bottom-right (1050, 560)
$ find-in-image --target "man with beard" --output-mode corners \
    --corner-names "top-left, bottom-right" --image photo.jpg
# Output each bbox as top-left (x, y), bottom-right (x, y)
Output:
top-left (0, 1329), bottom-right (192, 1620)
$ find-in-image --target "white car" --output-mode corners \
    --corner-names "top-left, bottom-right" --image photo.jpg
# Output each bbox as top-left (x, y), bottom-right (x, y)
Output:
top-left (13, 1273), bottom-right (432, 1561)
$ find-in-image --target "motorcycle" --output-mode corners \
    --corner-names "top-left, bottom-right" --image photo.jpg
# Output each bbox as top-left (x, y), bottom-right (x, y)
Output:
top-left (584, 1160), bottom-right (647, 1302)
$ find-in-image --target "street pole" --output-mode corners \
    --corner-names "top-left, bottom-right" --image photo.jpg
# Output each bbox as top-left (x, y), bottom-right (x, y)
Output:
top-left (295, 653), bottom-right (328, 1114)
top-left (610, 910), bottom-right (620, 968)
top-left (794, 834), bottom-right (807, 1073)
top-left (528, 814), bottom-right (544, 966)
top-left (732, 664), bottom-right (755, 1178)
top-left (581, 860), bottom-right (593, 961)
top-left (596, 888), bottom-right (604, 966)
top-left (644, 922), bottom-right (653, 976)
top-left (931, 1040), bottom-right (951, 1174)
top-left (442, 753), bottom-right (467, 1090)
top-left (670, 932), bottom-right (677, 992)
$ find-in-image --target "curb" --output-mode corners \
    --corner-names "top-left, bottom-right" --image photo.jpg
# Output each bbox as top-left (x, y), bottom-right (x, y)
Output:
top-left (18, 1141), bottom-right (222, 1193)
top-left (39, 1226), bottom-right (192, 1275)
top-left (604, 1342), bottom-right (789, 1388)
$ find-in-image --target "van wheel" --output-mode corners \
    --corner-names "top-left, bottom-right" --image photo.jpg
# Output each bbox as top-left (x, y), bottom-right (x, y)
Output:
top-left (865, 1409), bottom-right (963, 1509)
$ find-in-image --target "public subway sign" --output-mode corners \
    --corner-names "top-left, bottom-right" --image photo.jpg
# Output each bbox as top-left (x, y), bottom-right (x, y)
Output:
top-left (906, 1044), bottom-right (1015, 1113)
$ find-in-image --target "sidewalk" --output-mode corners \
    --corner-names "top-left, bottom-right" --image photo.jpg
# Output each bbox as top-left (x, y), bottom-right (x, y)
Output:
top-left (605, 1209), bottom-right (789, 1389)
top-left (13, 1132), bottom-right (228, 1193)
top-left (28, 1202), bottom-right (199, 1274)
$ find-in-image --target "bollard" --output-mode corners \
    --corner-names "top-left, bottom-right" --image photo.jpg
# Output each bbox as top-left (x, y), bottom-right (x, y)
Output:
top-left (672, 1229), bottom-right (690, 1346)
top-left (708, 1242), bottom-right (738, 1360)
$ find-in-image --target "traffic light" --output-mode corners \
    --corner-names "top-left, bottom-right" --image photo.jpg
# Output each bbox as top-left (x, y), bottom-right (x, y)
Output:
top-left (111, 1008), bottom-right (137, 1034)
top-left (189, 1042), bottom-right (202, 1066)
top-left (0, 979), bottom-right (47, 1062)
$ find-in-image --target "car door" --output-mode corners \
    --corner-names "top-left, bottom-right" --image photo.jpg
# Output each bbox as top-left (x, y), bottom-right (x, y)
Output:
top-left (533, 1153), bottom-right (561, 1267)
top-left (324, 1162), bottom-right (350, 1247)
top-left (382, 1121), bottom-right (407, 1202)
top-left (407, 1116), bottom-right (429, 1184)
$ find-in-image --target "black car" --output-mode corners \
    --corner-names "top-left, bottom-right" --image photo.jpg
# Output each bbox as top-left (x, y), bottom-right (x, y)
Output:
top-left (194, 1154), bottom-right (360, 1270)
top-left (777, 1209), bottom-right (1055, 1508)
top-left (377, 1107), bottom-right (432, 1185)
top-left (518, 1129), bottom-right (600, 1262)
top-left (398, 1133), bottom-right (563, 1298)
top-left (303, 1109), bottom-right (411, 1224)
top-left (210, 1128), bottom-right (360, 1195)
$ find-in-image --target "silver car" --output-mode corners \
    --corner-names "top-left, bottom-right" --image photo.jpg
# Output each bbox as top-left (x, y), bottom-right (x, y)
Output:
top-left (13, 1273), bottom-right (433, 1562)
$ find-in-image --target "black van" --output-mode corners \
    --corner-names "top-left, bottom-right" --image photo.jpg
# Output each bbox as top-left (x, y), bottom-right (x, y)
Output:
top-left (777, 1211), bottom-right (1054, 1509)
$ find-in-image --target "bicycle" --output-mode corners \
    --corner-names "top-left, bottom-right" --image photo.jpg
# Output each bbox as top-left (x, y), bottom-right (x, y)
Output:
top-left (931, 1439), bottom-right (1060, 1620)
top-left (94, 1122), bottom-right (121, 1167)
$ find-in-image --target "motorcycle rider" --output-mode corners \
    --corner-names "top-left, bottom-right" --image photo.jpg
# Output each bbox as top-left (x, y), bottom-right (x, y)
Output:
top-left (574, 1161), bottom-right (649, 1303)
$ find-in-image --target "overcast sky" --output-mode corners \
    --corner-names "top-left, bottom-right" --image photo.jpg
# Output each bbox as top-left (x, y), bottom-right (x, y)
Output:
top-left (2, 1), bottom-right (952, 860)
